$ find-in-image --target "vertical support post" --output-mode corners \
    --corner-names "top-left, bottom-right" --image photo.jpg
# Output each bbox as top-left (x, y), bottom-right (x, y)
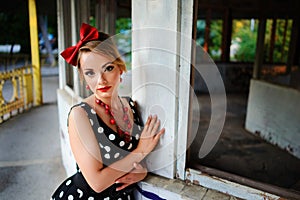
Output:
top-left (269, 18), bottom-right (276, 63)
top-left (70, 0), bottom-right (80, 95)
top-left (221, 8), bottom-right (232, 62)
top-left (28, 0), bottom-right (43, 105)
top-left (203, 9), bottom-right (211, 52)
top-left (95, 0), bottom-right (116, 35)
top-left (108, 0), bottom-right (116, 34)
top-left (95, 0), bottom-right (103, 29)
top-left (281, 19), bottom-right (288, 63)
top-left (253, 18), bottom-right (266, 79)
top-left (132, 0), bottom-right (193, 179)
top-left (294, 20), bottom-right (300, 65)
top-left (186, 0), bottom-right (198, 174)
top-left (287, 18), bottom-right (299, 75)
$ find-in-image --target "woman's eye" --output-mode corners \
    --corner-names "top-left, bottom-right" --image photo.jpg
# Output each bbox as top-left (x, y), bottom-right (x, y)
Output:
top-left (105, 65), bottom-right (114, 72)
top-left (84, 71), bottom-right (95, 76)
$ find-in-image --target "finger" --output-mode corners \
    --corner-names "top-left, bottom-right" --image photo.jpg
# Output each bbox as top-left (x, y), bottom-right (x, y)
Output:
top-left (143, 115), bottom-right (152, 132)
top-left (115, 177), bottom-right (124, 184)
top-left (115, 174), bottom-right (130, 183)
top-left (133, 162), bottom-right (143, 170)
top-left (154, 128), bottom-right (165, 140)
top-left (150, 119), bottom-right (161, 136)
top-left (116, 183), bottom-right (130, 191)
top-left (148, 115), bottom-right (157, 131)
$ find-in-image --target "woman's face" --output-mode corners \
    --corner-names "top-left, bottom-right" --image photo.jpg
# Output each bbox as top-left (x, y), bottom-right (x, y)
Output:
top-left (80, 51), bottom-right (122, 100)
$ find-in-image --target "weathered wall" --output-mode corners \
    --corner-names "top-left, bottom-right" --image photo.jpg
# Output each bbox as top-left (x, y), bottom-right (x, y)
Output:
top-left (57, 89), bottom-right (78, 176)
top-left (245, 79), bottom-right (300, 159)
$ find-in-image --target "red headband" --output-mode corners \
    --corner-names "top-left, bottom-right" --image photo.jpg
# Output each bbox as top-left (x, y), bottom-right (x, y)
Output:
top-left (60, 23), bottom-right (99, 66)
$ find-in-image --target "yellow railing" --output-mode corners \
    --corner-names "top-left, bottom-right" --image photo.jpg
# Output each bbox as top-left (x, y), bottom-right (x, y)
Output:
top-left (0, 65), bottom-right (33, 123)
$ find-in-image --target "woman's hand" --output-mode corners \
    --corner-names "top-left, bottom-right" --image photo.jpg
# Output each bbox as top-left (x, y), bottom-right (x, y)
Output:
top-left (115, 162), bottom-right (147, 191)
top-left (136, 115), bottom-right (165, 155)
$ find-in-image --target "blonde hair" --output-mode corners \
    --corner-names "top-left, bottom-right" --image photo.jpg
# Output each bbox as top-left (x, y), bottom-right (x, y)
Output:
top-left (77, 33), bottom-right (127, 73)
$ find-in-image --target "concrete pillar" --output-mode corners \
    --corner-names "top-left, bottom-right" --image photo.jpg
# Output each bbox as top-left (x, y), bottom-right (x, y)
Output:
top-left (132, 0), bottom-right (194, 179)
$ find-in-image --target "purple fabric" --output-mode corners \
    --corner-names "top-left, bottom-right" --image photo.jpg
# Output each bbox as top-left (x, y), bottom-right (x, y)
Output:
top-left (136, 184), bottom-right (166, 200)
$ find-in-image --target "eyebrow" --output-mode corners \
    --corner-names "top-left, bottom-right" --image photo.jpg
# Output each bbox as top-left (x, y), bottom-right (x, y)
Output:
top-left (101, 61), bottom-right (113, 69)
top-left (83, 62), bottom-right (113, 71)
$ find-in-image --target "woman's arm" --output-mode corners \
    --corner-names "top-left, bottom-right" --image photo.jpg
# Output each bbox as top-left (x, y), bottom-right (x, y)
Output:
top-left (115, 162), bottom-right (147, 191)
top-left (68, 106), bottom-right (164, 193)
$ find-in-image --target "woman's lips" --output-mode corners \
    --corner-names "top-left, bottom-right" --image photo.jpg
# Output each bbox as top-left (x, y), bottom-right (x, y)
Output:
top-left (97, 86), bottom-right (111, 92)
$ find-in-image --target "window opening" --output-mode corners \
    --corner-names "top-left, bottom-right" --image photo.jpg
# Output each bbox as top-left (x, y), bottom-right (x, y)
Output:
top-left (188, 7), bottom-right (300, 198)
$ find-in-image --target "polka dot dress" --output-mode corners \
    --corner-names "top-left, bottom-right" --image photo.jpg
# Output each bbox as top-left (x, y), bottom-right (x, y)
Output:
top-left (51, 97), bottom-right (143, 200)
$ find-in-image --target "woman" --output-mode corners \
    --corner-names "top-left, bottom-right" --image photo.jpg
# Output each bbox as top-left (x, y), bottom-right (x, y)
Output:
top-left (51, 23), bottom-right (165, 200)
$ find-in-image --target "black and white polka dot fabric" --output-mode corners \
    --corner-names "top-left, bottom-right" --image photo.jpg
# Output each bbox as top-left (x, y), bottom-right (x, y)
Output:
top-left (51, 97), bottom-right (143, 200)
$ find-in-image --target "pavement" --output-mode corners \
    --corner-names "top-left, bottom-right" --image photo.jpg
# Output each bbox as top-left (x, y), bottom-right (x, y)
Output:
top-left (0, 66), bottom-right (66, 199)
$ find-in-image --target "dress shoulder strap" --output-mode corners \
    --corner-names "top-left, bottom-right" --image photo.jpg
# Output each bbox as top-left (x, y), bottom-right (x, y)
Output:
top-left (67, 102), bottom-right (98, 127)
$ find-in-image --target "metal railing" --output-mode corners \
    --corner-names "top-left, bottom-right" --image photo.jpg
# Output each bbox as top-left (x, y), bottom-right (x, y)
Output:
top-left (0, 65), bottom-right (33, 123)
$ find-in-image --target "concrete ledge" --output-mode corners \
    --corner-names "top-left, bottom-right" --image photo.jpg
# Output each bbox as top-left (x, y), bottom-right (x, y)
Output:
top-left (137, 174), bottom-right (234, 200)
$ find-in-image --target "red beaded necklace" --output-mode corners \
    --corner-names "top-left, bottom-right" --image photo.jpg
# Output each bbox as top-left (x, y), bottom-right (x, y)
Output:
top-left (95, 97), bottom-right (132, 142)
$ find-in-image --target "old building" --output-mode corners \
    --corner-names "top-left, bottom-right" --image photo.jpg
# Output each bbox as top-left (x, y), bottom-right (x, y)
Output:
top-left (55, 0), bottom-right (300, 199)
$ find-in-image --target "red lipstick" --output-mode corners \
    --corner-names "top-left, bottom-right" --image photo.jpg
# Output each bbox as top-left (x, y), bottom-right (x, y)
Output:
top-left (97, 86), bottom-right (111, 92)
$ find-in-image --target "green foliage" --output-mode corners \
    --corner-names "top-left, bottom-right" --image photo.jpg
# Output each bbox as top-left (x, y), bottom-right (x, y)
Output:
top-left (232, 20), bottom-right (258, 62)
top-left (115, 18), bottom-right (132, 70)
top-left (265, 19), bottom-right (292, 63)
top-left (196, 20), bottom-right (223, 60)
top-left (196, 20), bottom-right (205, 46)
top-left (196, 18), bottom-right (292, 63)
top-left (116, 18), bottom-right (132, 34)
top-left (234, 29), bottom-right (257, 62)
top-left (209, 20), bottom-right (222, 60)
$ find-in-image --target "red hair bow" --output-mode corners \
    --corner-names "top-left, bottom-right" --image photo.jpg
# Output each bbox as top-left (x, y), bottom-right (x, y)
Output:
top-left (60, 23), bottom-right (99, 66)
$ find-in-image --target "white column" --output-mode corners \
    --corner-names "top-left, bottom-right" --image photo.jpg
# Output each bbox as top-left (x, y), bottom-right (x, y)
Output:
top-left (56, 0), bottom-right (66, 89)
top-left (71, 0), bottom-right (80, 96)
top-left (132, 0), bottom-right (193, 179)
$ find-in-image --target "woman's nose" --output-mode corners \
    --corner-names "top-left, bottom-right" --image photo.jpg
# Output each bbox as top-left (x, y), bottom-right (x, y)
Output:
top-left (97, 73), bottom-right (107, 84)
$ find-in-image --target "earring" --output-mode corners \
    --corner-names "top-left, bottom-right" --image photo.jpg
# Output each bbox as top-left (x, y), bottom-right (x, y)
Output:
top-left (86, 85), bottom-right (90, 90)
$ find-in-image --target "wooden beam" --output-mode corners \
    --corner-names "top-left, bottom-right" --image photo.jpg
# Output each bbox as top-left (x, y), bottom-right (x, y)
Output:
top-left (28, 0), bottom-right (42, 105)
top-left (294, 21), bottom-right (300, 65)
top-left (287, 18), bottom-right (300, 74)
top-left (221, 8), bottom-right (232, 62)
top-left (95, 0), bottom-right (116, 35)
top-left (269, 18), bottom-right (276, 63)
top-left (253, 18), bottom-right (266, 79)
top-left (203, 9), bottom-right (211, 52)
top-left (280, 19), bottom-right (288, 63)
top-left (108, 0), bottom-right (116, 34)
